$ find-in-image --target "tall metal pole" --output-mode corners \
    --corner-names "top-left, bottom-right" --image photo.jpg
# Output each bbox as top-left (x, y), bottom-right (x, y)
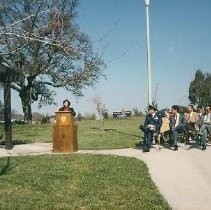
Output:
top-left (144, 0), bottom-right (152, 105)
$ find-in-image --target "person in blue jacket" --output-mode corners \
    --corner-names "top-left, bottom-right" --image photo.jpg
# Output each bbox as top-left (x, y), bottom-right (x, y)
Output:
top-left (140, 105), bottom-right (162, 152)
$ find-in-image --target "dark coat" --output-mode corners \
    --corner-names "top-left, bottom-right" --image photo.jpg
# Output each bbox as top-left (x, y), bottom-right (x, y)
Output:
top-left (199, 113), bottom-right (211, 125)
top-left (59, 107), bottom-right (76, 117)
top-left (144, 112), bottom-right (162, 132)
top-left (170, 113), bottom-right (185, 128)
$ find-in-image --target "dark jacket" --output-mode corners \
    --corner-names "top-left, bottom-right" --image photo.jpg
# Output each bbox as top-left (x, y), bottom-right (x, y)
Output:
top-left (59, 107), bottom-right (76, 117)
top-left (144, 112), bottom-right (162, 132)
top-left (199, 113), bottom-right (211, 125)
top-left (170, 113), bottom-right (185, 128)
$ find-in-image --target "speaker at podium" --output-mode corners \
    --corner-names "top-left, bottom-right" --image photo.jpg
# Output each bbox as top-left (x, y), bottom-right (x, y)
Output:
top-left (53, 111), bottom-right (78, 153)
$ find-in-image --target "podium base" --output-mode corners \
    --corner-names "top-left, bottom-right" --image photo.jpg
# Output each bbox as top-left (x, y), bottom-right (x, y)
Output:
top-left (53, 124), bottom-right (78, 153)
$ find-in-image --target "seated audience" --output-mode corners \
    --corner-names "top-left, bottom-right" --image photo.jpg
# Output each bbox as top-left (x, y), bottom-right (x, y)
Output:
top-left (170, 105), bottom-right (187, 151)
top-left (198, 105), bottom-right (211, 150)
top-left (140, 105), bottom-right (162, 152)
top-left (185, 104), bottom-right (199, 144)
top-left (197, 105), bottom-right (204, 118)
top-left (159, 110), bottom-right (171, 144)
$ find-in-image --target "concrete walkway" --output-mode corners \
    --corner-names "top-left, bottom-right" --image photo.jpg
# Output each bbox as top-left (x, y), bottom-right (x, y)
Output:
top-left (1, 142), bottom-right (211, 210)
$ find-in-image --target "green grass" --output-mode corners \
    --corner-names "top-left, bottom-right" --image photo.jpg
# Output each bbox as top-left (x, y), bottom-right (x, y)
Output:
top-left (0, 154), bottom-right (171, 210)
top-left (0, 117), bottom-right (144, 149)
top-left (77, 117), bottom-right (142, 149)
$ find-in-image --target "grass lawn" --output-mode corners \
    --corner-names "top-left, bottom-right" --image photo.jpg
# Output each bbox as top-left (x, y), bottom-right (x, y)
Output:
top-left (0, 154), bottom-right (170, 210)
top-left (0, 117), bottom-right (144, 149)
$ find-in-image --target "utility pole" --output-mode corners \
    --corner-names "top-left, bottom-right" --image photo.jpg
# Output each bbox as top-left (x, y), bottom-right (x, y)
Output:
top-left (144, 0), bottom-right (152, 105)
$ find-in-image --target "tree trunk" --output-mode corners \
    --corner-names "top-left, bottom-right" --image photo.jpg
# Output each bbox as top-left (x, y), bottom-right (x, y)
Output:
top-left (19, 89), bottom-right (32, 124)
top-left (100, 114), bottom-right (104, 132)
top-left (4, 82), bottom-right (13, 149)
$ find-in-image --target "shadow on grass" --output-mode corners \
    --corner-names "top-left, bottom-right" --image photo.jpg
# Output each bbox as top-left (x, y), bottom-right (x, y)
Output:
top-left (104, 128), bottom-right (117, 131)
top-left (106, 129), bottom-right (140, 138)
top-left (135, 136), bottom-right (144, 149)
top-left (0, 156), bottom-right (11, 176)
top-left (91, 127), bottom-right (115, 131)
top-left (0, 139), bottom-right (30, 146)
top-left (91, 126), bottom-right (140, 138)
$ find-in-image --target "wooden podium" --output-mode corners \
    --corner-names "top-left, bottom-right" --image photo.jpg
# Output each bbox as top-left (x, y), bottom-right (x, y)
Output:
top-left (53, 111), bottom-right (78, 153)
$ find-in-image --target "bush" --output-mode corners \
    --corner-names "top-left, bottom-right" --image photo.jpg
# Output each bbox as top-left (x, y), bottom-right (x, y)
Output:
top-left (83, 113), bottom-right (96, 120)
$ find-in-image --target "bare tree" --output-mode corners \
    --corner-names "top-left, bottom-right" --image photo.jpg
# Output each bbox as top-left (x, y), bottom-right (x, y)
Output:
top-left (0, 0), bottom-right (105, 123)
top-left (88, 95), bottom-right (107, 131)
top-left (152, 82), bottom-right (159, 108)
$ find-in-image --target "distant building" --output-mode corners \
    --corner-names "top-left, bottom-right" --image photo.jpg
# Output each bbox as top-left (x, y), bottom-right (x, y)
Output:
top-left (124, 111), bottom-right (132, 117)
top-left (113, 110), bottom-right (132, 118)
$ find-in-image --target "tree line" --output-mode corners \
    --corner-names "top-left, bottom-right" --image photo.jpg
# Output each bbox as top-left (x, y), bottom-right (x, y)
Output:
top-left (0, 1), bottom-right (210, 123)
top-left (189, 70), bottom-right (211, 106)
top-left (1, 69), bottom-right (210, 121)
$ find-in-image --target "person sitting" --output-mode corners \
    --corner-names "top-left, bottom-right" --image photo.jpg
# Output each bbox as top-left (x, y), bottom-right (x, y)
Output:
top-left (185, 104), bottom-right (199, 144)
top-left (158, 109), bottom-right (171, 147)
top-left (198, 105), bottom-right (211, 150)
top-left (197, 105), bottom-right (205, 119)
top-left (170, 105), bottom-right (187, 151)
top-left (140, 105), bottom-right (162, 152)
top-left (59, 99), bottom-right (76, 117)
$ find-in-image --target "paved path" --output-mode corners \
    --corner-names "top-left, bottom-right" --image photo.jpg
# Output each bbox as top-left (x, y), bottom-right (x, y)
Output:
top-left (1, 142), bottom-right (211, 210)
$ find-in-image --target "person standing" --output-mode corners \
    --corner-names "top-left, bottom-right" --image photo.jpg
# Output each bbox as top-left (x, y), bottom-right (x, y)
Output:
top-left (170, 105), bottom-right (186, 151)
top-left (140, 105), bottom-right (162, 152)
top-left (59, 99), bottom-right (76, 117)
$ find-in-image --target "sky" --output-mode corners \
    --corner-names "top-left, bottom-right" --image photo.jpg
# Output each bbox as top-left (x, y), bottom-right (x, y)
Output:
top-left (1, 0), bottom-right (211, 116)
